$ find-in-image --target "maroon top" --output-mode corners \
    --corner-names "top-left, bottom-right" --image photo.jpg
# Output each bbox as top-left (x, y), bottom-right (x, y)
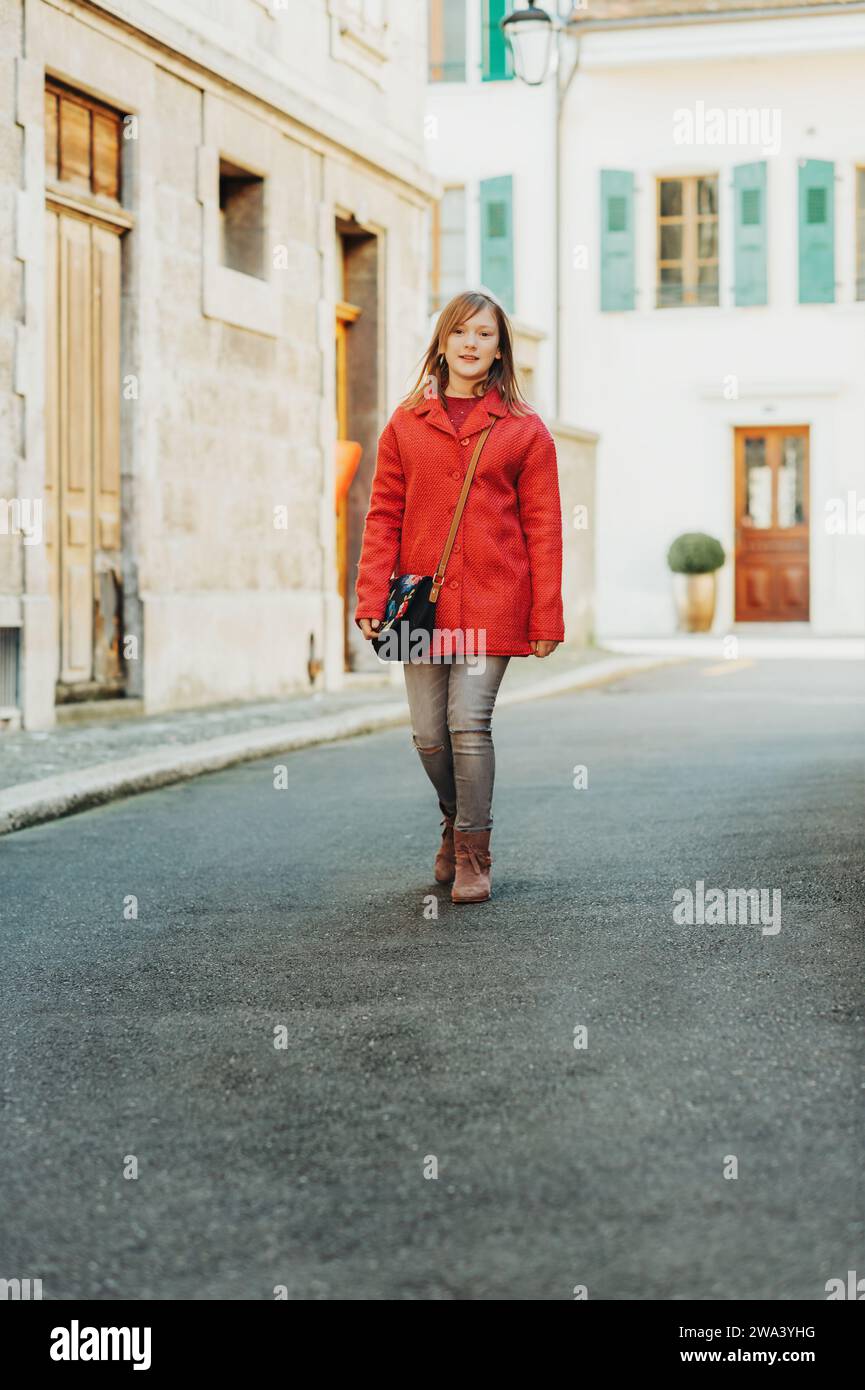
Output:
top-left (443, 393), bottom-right (480, 433)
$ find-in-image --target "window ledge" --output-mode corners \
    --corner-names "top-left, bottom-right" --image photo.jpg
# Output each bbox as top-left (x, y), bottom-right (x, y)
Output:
top-left (612, 299), bottom-right (864, 321)
top-left (328, 1), bottom-right (391, 84)
top-left (203, 263), bottom-right (278, 338)
top-left (696, 379), bottom-right (846, 400)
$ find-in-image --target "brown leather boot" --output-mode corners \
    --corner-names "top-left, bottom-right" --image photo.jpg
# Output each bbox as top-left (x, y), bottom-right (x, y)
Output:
top-left (451, 828), bottom-right (492, 903)
top-left (434, 810), bottom-right (457, 884)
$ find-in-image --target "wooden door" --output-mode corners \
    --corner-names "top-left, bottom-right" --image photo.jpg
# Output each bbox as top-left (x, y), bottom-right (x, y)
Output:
top-left (734, 425), bottom-right (810, 621)
top-left (44, 81), bottom-right (126, 699)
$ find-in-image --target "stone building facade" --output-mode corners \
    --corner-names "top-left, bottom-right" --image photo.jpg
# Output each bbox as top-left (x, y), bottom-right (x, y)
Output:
top-left (0, 0), bottom-right (438, 729)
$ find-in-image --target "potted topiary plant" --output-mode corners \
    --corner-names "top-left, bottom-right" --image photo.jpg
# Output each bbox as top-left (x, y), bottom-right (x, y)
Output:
top-left (666, 532), bottom-right (726, 632)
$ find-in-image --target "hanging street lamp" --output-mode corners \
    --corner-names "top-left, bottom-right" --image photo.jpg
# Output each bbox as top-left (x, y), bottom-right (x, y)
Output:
top-left (500, 1), bottom-right (557, 87)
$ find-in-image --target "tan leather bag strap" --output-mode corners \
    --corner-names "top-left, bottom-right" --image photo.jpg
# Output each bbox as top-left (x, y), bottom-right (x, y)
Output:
top-left (429, 419), bottom-right (495, 602)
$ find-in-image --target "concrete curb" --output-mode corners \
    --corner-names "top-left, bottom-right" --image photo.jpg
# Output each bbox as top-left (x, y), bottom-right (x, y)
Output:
top-left (0, 655), bottom-right (684, 836)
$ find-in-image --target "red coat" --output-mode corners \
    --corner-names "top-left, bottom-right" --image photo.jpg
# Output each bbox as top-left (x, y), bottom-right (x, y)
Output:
top-left (354, 383), bottom-right (565, 657)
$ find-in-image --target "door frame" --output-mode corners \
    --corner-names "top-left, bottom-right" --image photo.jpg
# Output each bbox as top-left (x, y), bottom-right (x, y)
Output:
top-left (733, 423), bottom-right (811, 623)
top-left (335, 298), bottom-right (362, 670)
top-left (44, 78), bottom-right (133, 701)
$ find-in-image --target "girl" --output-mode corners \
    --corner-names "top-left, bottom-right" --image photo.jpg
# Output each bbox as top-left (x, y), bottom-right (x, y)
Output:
top-left (355, 290), bottom-right (564, 904)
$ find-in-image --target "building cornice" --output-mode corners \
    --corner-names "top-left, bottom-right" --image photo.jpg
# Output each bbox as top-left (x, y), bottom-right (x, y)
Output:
top-left (43, 0), bottom-right (440, 205)
top-left (566, 2), bottom-right (865, 30)
top-left (574, 5), bottom-right (865, 64)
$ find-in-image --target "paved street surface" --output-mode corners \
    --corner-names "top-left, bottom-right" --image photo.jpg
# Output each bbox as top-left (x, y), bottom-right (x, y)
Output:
top-left (2, 659), bottom-right (862, 1299)
top-left (0, 642), bottom-right (610, 796)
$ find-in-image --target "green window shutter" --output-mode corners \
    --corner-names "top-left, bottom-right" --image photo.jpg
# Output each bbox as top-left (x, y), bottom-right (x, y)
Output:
top-left (600, 169), bottom-right (635, 311)
top-left (482, 0), bottom-right (513, 81)
top-left (798, 159), bottom-right (835, 303)
top-left (733, 161), bottom-right (767, 306)
top-left (480, 174), bottom-right (514, 312)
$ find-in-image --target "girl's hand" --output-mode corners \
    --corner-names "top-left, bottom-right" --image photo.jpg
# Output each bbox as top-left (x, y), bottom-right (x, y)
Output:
top-left (358, 618), bottom-right (383, 640)
top-left (530, 640), bottom-right (559, 658)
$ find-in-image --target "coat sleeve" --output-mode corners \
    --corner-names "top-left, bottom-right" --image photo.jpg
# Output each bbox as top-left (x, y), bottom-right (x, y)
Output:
top-left (353, 416), bottom-right (406, 624)
top-left (516, 420), bottom-right (565, 642)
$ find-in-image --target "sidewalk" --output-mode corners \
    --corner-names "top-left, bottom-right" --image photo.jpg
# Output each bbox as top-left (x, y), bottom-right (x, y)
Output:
top-left (600, 633), bottom-right (865, 660)
top-left (0, 644), bottom-right (684, 836)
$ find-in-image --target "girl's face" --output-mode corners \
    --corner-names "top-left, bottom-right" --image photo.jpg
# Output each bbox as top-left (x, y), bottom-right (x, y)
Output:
top-left (442, 307), bottom-right (501, 393)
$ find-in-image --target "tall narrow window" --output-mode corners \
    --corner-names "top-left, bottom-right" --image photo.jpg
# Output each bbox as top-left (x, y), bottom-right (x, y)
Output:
top-left (856, 166), bottom-right (865, 302)
top-left (430, 186), bottom-right (466, 314)
top-left (44, 80), bottom-right (123, 199)
top-left (219, 159), bottom-right (265, 280)
top-left (428, 0), bottom-right (466, 82)
top-left (656, 174), bottom-right (719, 308)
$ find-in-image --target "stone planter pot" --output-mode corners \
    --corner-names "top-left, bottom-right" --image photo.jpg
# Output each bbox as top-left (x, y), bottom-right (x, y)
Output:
top-left (672, 571), bottom-right (717, 632)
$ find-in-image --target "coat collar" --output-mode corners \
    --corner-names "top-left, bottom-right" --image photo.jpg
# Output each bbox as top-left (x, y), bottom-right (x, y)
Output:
top-left (413, 382), bottom-right (508, 437)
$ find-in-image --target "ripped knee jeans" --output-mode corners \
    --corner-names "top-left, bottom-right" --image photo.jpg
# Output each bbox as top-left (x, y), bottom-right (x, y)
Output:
top-left (402, 656), bottom-right (511, 833)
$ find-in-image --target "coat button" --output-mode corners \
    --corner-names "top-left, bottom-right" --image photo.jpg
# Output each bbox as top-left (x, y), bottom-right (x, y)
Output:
top-left (452, 470), bottom-right (461, 479)
top-left (453, 543), bottom-right (461, 553)
top-left (450, 579), bottom-right (458, 589)
top-left (460, 438), bottom-right (470, 446)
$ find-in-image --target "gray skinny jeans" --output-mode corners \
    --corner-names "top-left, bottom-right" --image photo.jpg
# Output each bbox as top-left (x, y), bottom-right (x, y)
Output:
top-left (402, 656), bottom-right (511, 833)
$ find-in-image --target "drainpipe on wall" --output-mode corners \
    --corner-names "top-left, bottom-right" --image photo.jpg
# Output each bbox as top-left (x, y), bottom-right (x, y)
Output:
top-left (554, 25), bottom-right (582, 422)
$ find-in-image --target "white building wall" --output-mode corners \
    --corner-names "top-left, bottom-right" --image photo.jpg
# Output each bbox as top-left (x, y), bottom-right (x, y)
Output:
top-left (424, 0), bottom-right (558, 417)
top-left (564, 11), bottom-right (865, 637)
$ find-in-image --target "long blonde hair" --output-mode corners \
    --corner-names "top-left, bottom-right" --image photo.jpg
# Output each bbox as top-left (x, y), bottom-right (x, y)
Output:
top-left (400, 290), bottom-right (533, 416)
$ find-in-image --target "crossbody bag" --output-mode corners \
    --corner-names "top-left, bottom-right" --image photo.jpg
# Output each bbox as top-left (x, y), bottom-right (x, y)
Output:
top-left (371, 418), bottom-right (496, 662)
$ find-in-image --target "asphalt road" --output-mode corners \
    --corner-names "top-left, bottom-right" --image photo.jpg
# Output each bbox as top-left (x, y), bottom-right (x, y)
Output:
top-left (1, 658), bottom-right (863, 1299)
